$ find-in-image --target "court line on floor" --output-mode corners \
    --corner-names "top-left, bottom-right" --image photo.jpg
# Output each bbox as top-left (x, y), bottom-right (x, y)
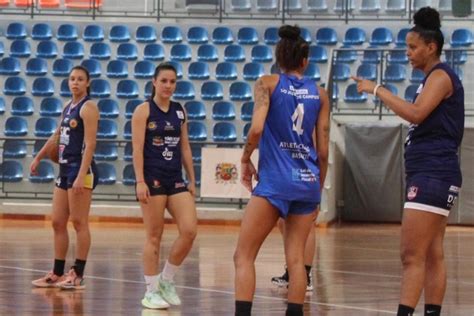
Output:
top-left (0, 264), bottom-right (395, 314)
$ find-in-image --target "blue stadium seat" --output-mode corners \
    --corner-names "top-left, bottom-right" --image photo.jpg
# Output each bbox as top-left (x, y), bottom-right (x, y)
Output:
top-left (33, 140), bottom-right (46, 157)
top-left (360, 0), bottom-right (381, 12)
top-left (3, 139), bottom-right (27, 158)
top-left (197, 44), bottom-right (218, 62)
top-left (334, 0), bottom-right (355, 14)
top-left (438, 0), bottom-right (452, 14)
top-left (117, 43), bottom-right (138, 61)
top-left (343, 27), bottom-right (366, 45)
top-left (6, 23), bottom-right (27, 40)
top-left (134, 60), bottom-right (155, 79)
top-left (344, 83), bottom-right (367, 103)
top-left (60, 79), bottom-right (71, 97)
top-left (12, 97), bottom-right (34, 116)
top-left (96, 163), bottom-right (116, 185)
top-left (143, 43), bottom-right (165, 61)
top-left (36, 41), bottom-right (58, 59)
top-left (450, 29), bottom-right (473, 47)
top-left (63, 42), bottom-right (84, 59)
top-left (124, 143), bottom-right (133, 162)
top-left (213, 122), bottom-right (237, 142)
top-left (136, 25), bottom-right (157, 43)
top-left (34, 117), bottom-right (57, 137)
top-left (231, 0), bottom-right (251, 10)
top-left (356, 63), bottom-right (377, 81)
top-left (212, 26), bottom-right (234, 45)
top-left (230, 81), bottom-right (252, 101)
top-left (308, 0), bottom-right (328, 11)
top-left (386, 0), bottom-right (405, 13)
top-left (201, 81), bottom-right (224, 100)
top-left (454, 67), bottom-right (463, 80)
top-left (29, 161), bottom-right (55, 183)
top-left (188, 121), bottom-right (207, 141)
top-left (304, 63), bottom-right (321, 81)
top-left (184, 101), bottom-right (206, 120)
top-left (335, 45), bottom-right (357, 63)
top-left (215, 62), bottom-right (238, 80)
top-left (387, 50), bottom-right (408, 64)
top-left (187, 26), bottom-right (209, 44)
top-left (81, 59), bottom-right (102, 78)
top-left (362, 45), bottom-right (381, 64)
top-left (144, 82), bottom-right (152, 98)
top-left (191, 144), bottom-right (202, 163)
top-left (170, 44), bottom-right (192, 61)
top-left (123, 121), bottom-right (132, 139)
top-left (410, 68), bottom-right (424, 83)
top-left (251, 45), bottom-right (272, 62)
top-left (90, 79), bottom-right (111, 98)
top-left (0, 161), bottom-right (23, 183)
top-left (0, 57), bottom-right (21, 75)
top-left (57, 24), bottom-right (78, 41)
top-left (370, 27), bottom-right (393, 46)
top-left (300, 27), bottom-right (312, 43)
top-left (83, 24), bottom-right (105, 42)
top-left (40, 97), bottom-right (62, 117)
top-left (122, 164), bottom-right (136, 185)
top-left (109, 25), bottom-right (130, 43)
top-left (413, 0), bottom-right (431, 10)
top-left (52, 59), bottom-right (73, 77)
top-left (224, 44), bottom-right (246, 62)
top-left (404, 84), bottom-right (419, 101)
top-left (193, 165), bottom-right (202, 187)
top-left (288, 0), bottom-right (303, 12)
top-left (32, 23), bottom-right (53, 41)
top-left (396, 28), bottom-right (410, 46)
top-left (90, 43), bottom-right (111, 60)
top-left (161, 26), bottom-right (183, 44)
top-left (271, 63), bottom-right (280, 74)
top-left (188, 62), bottom-right (210, 80)
top-left (384, 64), bottom-right (406, 82)
top-left (10, 40), bottom-right (31, 58)
top-left (168, 60), bottom-right (184, 77)
top-left (308, 45), bottom-right (328, 63)
top-left (332, 63), bottom-right (351, 81)
top-left (116, 80), bottom-right (139, 99)
top-left (0, 42), bottom-right (3, 58)
top-left (4, 77), bottom-right (27, 96)
top-left (330, 83), bottom-right (339, 101)
top-left (107, 60), bottom-right (128, 78)
top-left (238, 27), bottom-right (259, 45)
top-left (264, 27), bottom-right (279, 45)
top-left (97, 99), bottom-right (119, 118)
top-left (243, 62), bottom-right (265, 80)
top-left (174, 81), bottom-right (196, 100)
top-left (125, 99), bottom-right (143, 119)
top-left (316, 27), bottom-right (338, 45)
top-left (4, 117), bottom-right (28, 136)
top-left (97, 119), bottom-right (118, 139)
top-left (0, 97), bottom-right (5, 115)
top-left (243, 122), bottom-right (251, 140)
top-left (257, 0), bottom-right (277, 11)
top-left (241, 101), bottom-right (254, 121)
top-left (213, 100), bottom-right (236, 121)
top-left (445, 50), bottom-right (467, 64)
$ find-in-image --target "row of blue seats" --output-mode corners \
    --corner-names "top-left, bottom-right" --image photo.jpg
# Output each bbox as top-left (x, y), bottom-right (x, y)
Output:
top-left (3, 22), bottom-right (473, 47)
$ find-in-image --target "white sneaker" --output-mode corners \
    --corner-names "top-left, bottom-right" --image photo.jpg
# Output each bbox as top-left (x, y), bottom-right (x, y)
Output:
top-left (141, 291), bottom-right (170, 310)
top-left (158, 274), bottom-right (181, 306)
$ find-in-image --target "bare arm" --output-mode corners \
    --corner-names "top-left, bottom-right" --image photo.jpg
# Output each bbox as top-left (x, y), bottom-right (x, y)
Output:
top-left (77, 101), bottom-right (99, 178)
top-left (35, 126), bottom-right (60, 161)
top-left (131, 103), bottom-right (149, 183)
top-left (316, 86), bottom-right (330, 191)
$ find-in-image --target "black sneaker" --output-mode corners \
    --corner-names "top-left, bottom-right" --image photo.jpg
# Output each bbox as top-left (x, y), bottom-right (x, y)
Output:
top-left (306, 269), bottom-right (313, 292)
top-left (271, 268), bottom-right (289, 287)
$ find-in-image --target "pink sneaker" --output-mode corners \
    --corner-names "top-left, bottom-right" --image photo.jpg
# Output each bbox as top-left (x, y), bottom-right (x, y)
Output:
top-left (56, 269), bottom-right (85, 290)
top-left (32, 271), bottom-right (66, 288)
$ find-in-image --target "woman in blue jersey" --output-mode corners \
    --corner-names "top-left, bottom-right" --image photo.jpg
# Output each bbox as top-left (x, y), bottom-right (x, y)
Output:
top-left (234, 25), bottom-right (330, 316)
top-left (353, 8), bottom-right (464, 316)
top-left (132, 63), bottom-right (197, 310)
top-left (31, 66), bottom-right (99, 290)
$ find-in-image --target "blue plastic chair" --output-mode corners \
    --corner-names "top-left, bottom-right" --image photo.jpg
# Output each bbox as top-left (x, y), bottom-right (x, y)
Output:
top-left (332, 63), bottom-right (351, 81)
top-left (231, 0), bottom-right (252, 10)
top-left (387, 50), bottom-right (408, 64)
top-left (271, 63), bottom-right (281, 75)
top-left (174, 81), bottom-right (196, 100)
top-left (300, 27), bottom-right (312, 44)
top-left (109, 25), bottom-right (130, 43)
top-left (90, 43), bottom-right (111, 60)
top-left (238, 27), bottom-right (259, 45)
top-left (344, 83), bottom-right (367, 103)
top-left (343, 27), bottom-right (366, 46)
top-left (304, 63), bottom-right (321, 81)
top-left (136, 25), bottom-right (157, 43)
top-left (57, 24), bottom-right (78, 41)
top-left (0, 57), bottom-right (21, 75)
top-left (450, 29), bottom-right (473, 47)
top-left (362, 46), bottom-right (381, 64)
top-left (308, 0), bottom-right (329, 12)
top-left (0, 97), bottom-right (5, 115)
top-left (191, 145), bottom-right (202, 163)
top-left (10, 40), bottom-right (31, 58)
top-left (116, 80), bottom-right (139, 99)
top-left (170, 44), bottom-right (192, 61)
top-left (90, 79), bottom-right (111, 98)
top-left (124, 143), bottom-right (133, 161)
top-left (3, 140), bottom-right (28, 158)
top-left (134, 60), bottom-right (155, 79)
top-left (4, 117), bottom-right (28, 136)
top-left (29, 161), bottom-right (55, 183)
top-left (257, 0), bottom-right (278, 11)
top-left (36, 41), bottom-right (58, 59)
top-left (97, 99), bottom-right (119, 118)
top-left (33, 140), bottom-right (46, 157)
top-left (123, 121), bottom-right (132, 139)
top-left (187, 121), bottom-right (207, 141)
top-left (229, 81), bottom-right (252, 101)
top-left (445, 50), bottom-right (467, 64)
top-left (224, 44), bottom-right (246, 62)
top-left (63, 42), bottom-right (84, 59)
top-left (117, 43), bottom-right (138, 61)
top-left (0, 42), bottom-right (4, 58)
top-left (201, 81), bottom-right (224, 100)
top-left (243, 62), bottom-right (265, 80)
top-left (97, 119), bottom-right (118, 139)
top-left (125, 99), bottom-right (143, 119)
top-left (40, 97), bottom-right (63, 117)
top-left (356, 63), bottom-right (377, 81)
top-left (360, 0), bottom-right (381, 12)
top-left (32, 23), bottom-right (53, 41)
top-left (251, 45), bottom-right (272, 62)
top-left (122, 164), bottom-right (136, 185)
top-left (143, 44), bottom-right (165, 61)
top-left (96, 163), bottom-right (116, 185)
top-left (396, 28), bottom-right (410, 46)
top-left (94, 142), bottom-right (118, 161)
top-left (212, 101), bottom-right (236, 120)
top-left (34, 117), bottom-right (57, 137)
top-left (308, 45), bottom-right (328, 63)
top-left (335, 45), bottom-right (357, 63)
top-left (12, 97), bottom-right (34, 116)
top-left (165, 61), bottom-right (183, 78)
top-left (52, 59), bottom-right (73, 77)
top-left (213, 122), bottom-right (237, 142)
top-left (0, 161), bottom-right (24, 183)
top-left (413, 0), bottom-right (431, 10)
top-left (212, 27), bottom-right (234, 45)
top-left (384, 64), bottom-right (406, 82)
top-left (187, 26), bottom-right (209, 44)
top-left (264, 27), bottom-right (279, 45)
top-left (241, 101), bottom-right (254, 121)
top-left (188, 62), bottom-right (210, 80)
top-left (404, 84), bottom-right (419, 101)
top-left (60, 79), bottom-right (71, 97)
top-left (197, 44), bottom-right (218, 62)
top-left (6, 23), bottom-right (28, 40)
top-left (184, 101), bottom-right (206, 120)
top-left (81, 59), bottom-right (102, 78)
top-left (316, 28), bottom-right (338, 45)
top-left (216, 62), bottom-right (238, 80)
top-left (144, 82), bottom-right (152, 98)
top-left (410, 68), bottom-right (424, 83)
top-left (334, 0), bottom-right (355, 13)
top-left (161, 26), bottom-right (183, 44)
top-left (370, 27), bottom-right (393, 46)
top-left (83, 24), bottom-right (105, 42)
top-left (386, 0), bottom-right (406, 13)
top-left (4, 77), bottom-right (27, 96)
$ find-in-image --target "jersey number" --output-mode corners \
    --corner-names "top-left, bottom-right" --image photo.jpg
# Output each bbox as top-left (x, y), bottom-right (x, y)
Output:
top-left (291, 103), bottom-right (304, 135)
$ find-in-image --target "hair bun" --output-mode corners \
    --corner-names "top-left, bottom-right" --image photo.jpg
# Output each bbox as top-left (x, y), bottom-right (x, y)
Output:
top-left (413, 7), bottom-right (441, 30)
top-left (278, 25), bottom-right (301, 40)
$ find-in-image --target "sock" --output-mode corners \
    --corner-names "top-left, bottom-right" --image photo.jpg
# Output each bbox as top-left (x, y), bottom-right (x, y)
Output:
top-left (425, 304), bottom-right (441, 316)
top-left (286, 302), bottom-right (303, 316)
top-left (53, 259), bottom-right (66, 276)
top-left (397, 304), bottom-right (415, 316)
top-left (235, 300), bottom-right (252, 316)
top-left (144, 275), bottom-right (159, 293)
top-left (161, 260), bottom-right (179, 282)
top-left (73, 259), bottom-right (86, 277)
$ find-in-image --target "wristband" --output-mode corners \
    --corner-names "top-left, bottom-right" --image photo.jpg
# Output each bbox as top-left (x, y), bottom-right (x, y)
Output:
top-left (373, 84), bottom-right (382, 96)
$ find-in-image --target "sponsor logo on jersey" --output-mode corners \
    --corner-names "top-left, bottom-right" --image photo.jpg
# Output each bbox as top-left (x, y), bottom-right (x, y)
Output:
top-left (407, 186), bottom-right (418, 200)
top-left (449, 185), bottom-right (460, 193)
top-left (69, 119), bottom-right (78, 128)
top-left (164, 121), bottom-right (175, 131)
top-left (152, 180), bottom-right (161, 188)
top-left (215, 163), bottom-right (238, 184)
top-left (175, 182), bottom-right (186, 188)
top-left (148, 121), bottom-right (157, 130)
top-left (152, 136), bottom-right (164, 146)
top-left (162, 147), bottom-right (173, 161)
top-left (291, 168), bottom-right (318, 182)
top-left (176, 111), bottom-right (185, 119)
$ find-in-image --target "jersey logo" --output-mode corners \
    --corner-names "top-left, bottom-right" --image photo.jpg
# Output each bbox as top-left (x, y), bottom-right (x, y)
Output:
top-left (407, 186), bottom-right (418, 200)
top-left (176, 111), bottom-right (185, 119)
top-left (69, 119), bottom-right (78, 129)
top-left (162, 147), bottom-right (173, 160)
top-left (148, 121), bottom-right (157, 130)
top-left (291, 103), bottom-right (305, 135)
top-left (164, 121), bottom-right (175, 131)
top-left (152, 136), bottom-right (164, 146)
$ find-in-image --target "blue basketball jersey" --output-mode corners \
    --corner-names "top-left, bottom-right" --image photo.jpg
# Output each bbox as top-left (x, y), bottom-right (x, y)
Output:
top-left (253, 74), bottom-right (322, 202)
top-left (405, 63), bottom-right (464, 184)
top-left (143, 99), bottom-right (186, 180)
